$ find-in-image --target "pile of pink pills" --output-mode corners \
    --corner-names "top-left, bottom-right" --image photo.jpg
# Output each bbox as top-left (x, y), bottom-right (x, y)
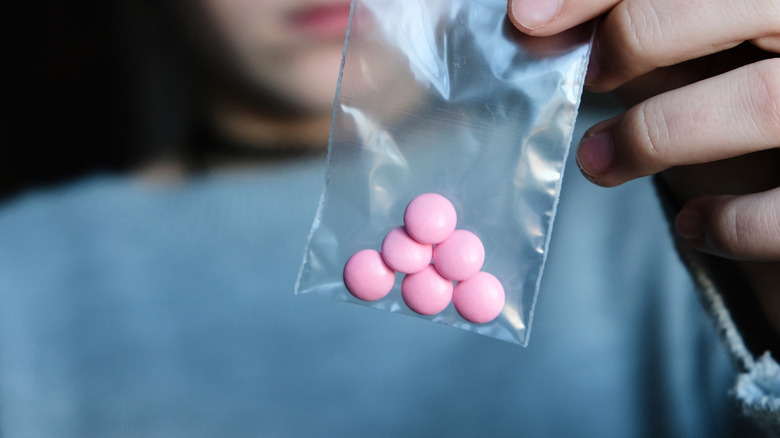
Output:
top-left (343, 193), bottom-right (505, 324)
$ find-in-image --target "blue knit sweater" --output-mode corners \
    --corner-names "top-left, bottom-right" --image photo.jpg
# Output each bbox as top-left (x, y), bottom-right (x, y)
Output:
top-left (0, 107), bottom-right (771, 437)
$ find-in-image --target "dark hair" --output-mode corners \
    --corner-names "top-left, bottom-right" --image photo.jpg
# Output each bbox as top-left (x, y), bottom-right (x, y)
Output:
top-left (1, 0), bottom-right (201, 199)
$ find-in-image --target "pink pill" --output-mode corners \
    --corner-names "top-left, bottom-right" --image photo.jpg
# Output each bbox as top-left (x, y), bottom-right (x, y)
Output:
top-left (343, 249), bottom-right (396, 301)
top-left (453, 272), bottom-right (505, 324)
top-left (432, 229), bottom-right (485, 281)
top-left (403, 193), bottom-right (457, 244)
top-left (401, 265), bottom-right (454, 315)
top-left (381, 227), bottom-right (433, 274)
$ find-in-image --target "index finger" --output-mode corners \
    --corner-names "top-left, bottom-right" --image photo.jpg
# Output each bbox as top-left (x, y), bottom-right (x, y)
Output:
top-left (588, 0), bottom-right (780, 92)
top-left (576, 59), bottom-right (780, 187)
top-left (508, 0), bottom-right (617, 35)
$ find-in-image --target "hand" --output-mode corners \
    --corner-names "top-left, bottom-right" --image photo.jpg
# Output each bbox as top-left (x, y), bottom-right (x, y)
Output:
top-left (507, 0), bottom-right (780, 332)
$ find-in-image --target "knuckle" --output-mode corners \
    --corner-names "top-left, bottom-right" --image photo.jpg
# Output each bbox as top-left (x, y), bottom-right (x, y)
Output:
top-left (751, 59), bottom-right (780, 142)
top-left (612, 1), bottom-right (664, 61)
top-left (757, 0), bottom-right (780, 31)
top-left (709, 200), bottom-right (748, 257)
top-left (625, 102), bottom-right (671, 170)
top-left (760, 192), bottom-right (780, 250)
top-left (748, 0), bottom-right (780, 51)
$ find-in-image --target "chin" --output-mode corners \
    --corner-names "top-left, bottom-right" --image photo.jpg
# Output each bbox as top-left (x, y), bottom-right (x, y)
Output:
top-left (292, 85), bottom-right (340, 114)
top-left (279, 46), bottom-right (343, 113)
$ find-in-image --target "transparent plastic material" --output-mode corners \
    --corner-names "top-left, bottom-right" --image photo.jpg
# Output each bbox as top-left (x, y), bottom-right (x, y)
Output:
top-left (296, 0), bottom-right (592, 345)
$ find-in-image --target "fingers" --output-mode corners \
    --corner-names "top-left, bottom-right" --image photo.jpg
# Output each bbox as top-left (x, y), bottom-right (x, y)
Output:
top-left (676, 188), bottom-right (780, 260)
top-left (507, 0), bottom-right (780, 90)
top-left (588, 0), bottom-right (780, 91)
top-left (753, 36), bottom-right (780, 53)
top-left (507, 0), bottom-right (780, 262)
top-left (508, 0), bottom-right (617, 35)
top-left (576, 59), bottom-right (780, 187)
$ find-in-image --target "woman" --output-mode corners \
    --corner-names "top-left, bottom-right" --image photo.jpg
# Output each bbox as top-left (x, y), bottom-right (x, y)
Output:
top-left (0, 0), bottom-right (772, 436)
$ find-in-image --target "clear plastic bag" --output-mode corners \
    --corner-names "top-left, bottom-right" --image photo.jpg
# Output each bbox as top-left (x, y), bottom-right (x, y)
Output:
top-left (296, 0), bottom-right (592, 345)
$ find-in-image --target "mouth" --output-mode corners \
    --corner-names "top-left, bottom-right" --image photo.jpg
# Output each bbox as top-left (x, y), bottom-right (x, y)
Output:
top-left (288, 2), bottom-right (351, 39)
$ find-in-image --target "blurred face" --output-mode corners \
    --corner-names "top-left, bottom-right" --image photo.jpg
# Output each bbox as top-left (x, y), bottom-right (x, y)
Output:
top-left (200, 0), bottom-right (351, 115)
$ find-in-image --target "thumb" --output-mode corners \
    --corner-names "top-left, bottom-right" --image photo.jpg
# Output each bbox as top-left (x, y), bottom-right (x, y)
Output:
top-left (508, 0), bottom-right (617, 35)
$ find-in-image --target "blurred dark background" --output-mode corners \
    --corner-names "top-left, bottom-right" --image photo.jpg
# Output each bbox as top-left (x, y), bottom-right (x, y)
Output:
top-left (1, 1), bottom-right (195, 200)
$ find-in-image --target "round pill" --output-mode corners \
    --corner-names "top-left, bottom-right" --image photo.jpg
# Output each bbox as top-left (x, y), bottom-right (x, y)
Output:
top-left (453, 272), bottom-right (505, 324)
top-left (401, 265), bottom-right (454, 315)
top-left (381, 226), bottom-right (433, 274)
top-left (343, 249), bottom-right (395, 301)
top-left (432, 229), bottom-right (485, 281)
top-left (403, 193), bottom-right (457, 244)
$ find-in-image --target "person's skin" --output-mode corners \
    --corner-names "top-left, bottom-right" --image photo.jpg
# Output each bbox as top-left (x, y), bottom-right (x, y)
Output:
top-left (186, 0), bottom-right (418, 155)
top-left (195, 0), bottom-right (352, 150)
top-left (508, 0), bottom-right (780, 333)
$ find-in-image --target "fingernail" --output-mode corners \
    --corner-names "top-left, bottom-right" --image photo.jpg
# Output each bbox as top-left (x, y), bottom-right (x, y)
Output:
top-left (576, 130), bottom-right (613, 181)
top-left (510, 0), bottom-right (563, 30)
top-left (676, 208), bottom-right (705, 240)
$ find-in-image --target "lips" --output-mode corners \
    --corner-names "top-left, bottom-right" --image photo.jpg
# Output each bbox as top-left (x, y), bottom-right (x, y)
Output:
top-left (289, 3), bottom-right (351, 39)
